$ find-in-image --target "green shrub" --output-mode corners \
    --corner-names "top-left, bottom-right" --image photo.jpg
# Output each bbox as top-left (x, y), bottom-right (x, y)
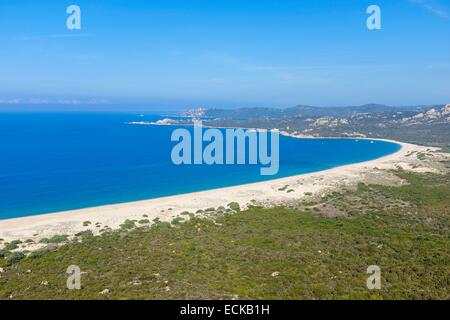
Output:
top-left (171, 217), bottom-right (184, 225)
top-left (120, 219), bottom-right (136, 230)
top-left (28, 249), bottom-right (48, 259)
top-left (7, 252), bottom-right (26, 265)
top-left (227, 202), bottom-right (241, 211)
top-left (75, 230), bottom-right (94, 238)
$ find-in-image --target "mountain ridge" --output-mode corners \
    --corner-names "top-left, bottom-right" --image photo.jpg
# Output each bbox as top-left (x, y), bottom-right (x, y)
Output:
top-left (180, 103), bottom-right (443, 119)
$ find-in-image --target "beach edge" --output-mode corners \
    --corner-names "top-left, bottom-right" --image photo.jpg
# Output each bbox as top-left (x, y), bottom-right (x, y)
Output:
top-left (0, 138), bottom-right (437, 244)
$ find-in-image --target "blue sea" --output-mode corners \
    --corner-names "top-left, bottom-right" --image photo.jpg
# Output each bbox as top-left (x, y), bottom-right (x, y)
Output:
top-left (0, 112), bottom-right (400, 220)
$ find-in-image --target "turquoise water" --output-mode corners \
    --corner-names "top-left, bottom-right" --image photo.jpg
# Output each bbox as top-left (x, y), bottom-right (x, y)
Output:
top-left (0, 112), bottom-right (400, 219)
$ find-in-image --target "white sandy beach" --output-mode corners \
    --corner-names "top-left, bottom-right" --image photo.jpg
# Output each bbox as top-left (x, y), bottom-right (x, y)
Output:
top-left (0, 138), bottom-right (444, 247)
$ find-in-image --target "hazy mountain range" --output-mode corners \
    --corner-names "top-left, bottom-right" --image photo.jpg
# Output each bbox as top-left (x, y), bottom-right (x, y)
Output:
top-left (180, 104), bottom-right (444, 119)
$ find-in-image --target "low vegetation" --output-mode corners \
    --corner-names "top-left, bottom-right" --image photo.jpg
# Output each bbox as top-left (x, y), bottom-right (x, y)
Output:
top-left (3, 240), bottom-right (22, 251)
top-left (0, 170), bottom-right (448, 299)
top-left (39, 235), bottom-right (69, 244)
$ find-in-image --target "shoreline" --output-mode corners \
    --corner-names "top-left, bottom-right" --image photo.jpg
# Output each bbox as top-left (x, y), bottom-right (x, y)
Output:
top-left (0, 137), bottom-right (440, 246)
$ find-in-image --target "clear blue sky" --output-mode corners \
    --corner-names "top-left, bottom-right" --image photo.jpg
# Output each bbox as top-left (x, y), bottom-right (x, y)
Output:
top-left (1, 0), bottom-right (450, 110)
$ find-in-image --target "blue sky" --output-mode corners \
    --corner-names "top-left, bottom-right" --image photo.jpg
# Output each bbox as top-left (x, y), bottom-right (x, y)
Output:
top-left (0, 0), bottom-right (450, 110)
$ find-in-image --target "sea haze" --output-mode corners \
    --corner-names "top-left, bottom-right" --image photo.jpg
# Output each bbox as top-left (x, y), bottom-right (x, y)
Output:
top-left (0, 112), bottom-right (401, 219)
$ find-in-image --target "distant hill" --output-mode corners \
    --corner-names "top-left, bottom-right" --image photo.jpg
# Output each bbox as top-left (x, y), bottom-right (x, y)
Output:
top-left (180, 104), bottom-right (434, 120)
top-left (178, 104), bottom-right (449, 147)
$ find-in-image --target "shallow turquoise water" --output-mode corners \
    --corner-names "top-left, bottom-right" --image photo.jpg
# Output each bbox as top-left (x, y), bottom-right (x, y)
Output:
top-left (0, 112), bottom-right (400, 219)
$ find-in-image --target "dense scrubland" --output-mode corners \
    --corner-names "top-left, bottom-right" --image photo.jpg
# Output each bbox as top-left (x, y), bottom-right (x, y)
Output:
top-left (184, 104), bottom-right (450, 147)
top-left (1, 167), bottom-right (449, 300)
